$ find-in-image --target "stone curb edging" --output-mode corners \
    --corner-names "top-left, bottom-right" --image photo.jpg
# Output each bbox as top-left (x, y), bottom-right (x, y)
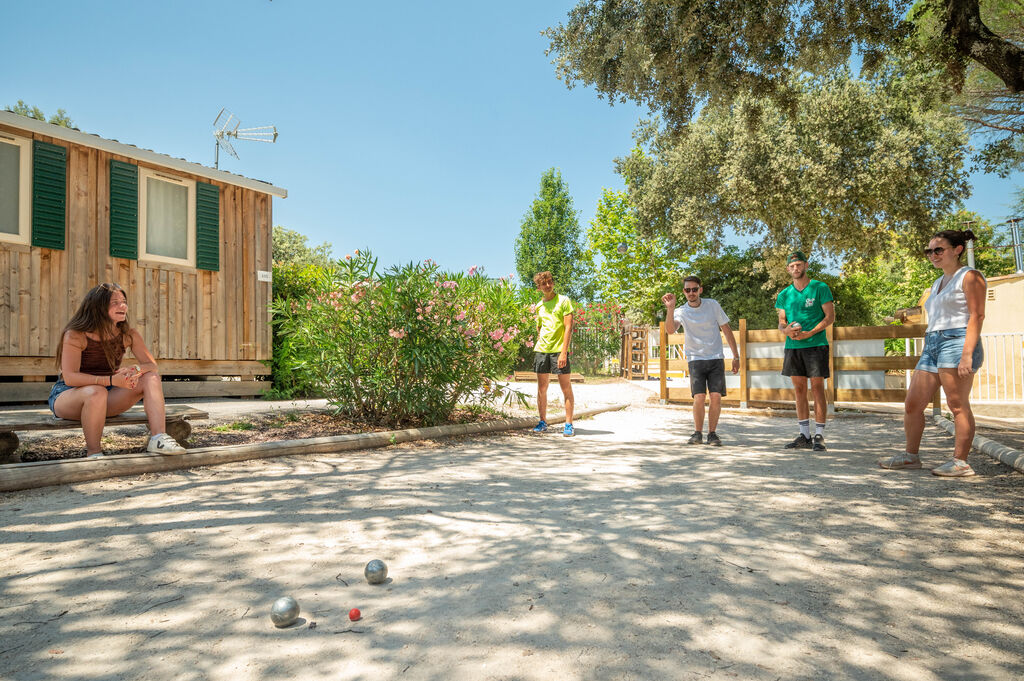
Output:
top-left (933, 415), bottom-right (1024, 474)
top-left (0, 403), bottom-right (631, 494)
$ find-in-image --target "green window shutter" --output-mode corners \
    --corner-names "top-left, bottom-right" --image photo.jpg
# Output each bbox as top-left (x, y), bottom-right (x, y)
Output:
top-left (195, 181), bottom-right (220, 271)
top-left (31, 140), bottom-right (67, 249)
top-left (109, 160), bottom-right (138, 259)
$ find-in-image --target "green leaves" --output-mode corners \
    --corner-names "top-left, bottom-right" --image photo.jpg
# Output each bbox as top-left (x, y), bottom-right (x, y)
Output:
top-left (514, 168), bottom-right (593, 301)
top-left (617, 74), bottom-right (971, 265)
top-left (270, 252), bottom-right (533, 427)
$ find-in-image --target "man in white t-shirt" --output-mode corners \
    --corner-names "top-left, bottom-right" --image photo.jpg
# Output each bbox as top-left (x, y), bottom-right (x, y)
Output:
top-left (662, 276), bottom-right (740, 446)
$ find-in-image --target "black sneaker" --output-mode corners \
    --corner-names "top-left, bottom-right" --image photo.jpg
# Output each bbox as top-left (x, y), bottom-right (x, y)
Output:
top-left (687, 431), bottom-right (703, 445)
top-left (812, 434), bottom-right (827, 451)
top-left (784, 434), bottom-right (812, 449)
top-left (706, 432), bottom-right (722, 447)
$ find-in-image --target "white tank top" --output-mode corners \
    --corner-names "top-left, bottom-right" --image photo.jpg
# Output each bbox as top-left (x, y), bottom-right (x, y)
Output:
top-left (925, 266), bottom-right (984, 332)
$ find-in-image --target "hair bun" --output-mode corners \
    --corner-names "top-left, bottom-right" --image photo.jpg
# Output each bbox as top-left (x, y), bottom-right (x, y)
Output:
top-left (961, 229), bottom-right (977, 242)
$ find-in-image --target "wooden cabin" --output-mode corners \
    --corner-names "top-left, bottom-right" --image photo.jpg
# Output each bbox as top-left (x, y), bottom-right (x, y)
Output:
top-left (0, 111), bottom-right (287, 402)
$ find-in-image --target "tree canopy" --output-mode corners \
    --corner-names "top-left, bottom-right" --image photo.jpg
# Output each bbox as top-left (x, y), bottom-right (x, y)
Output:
top-left (272, 225), bottom-right (334, 268)
top-left (584, 188), bottom-right (690, 323)
top-left (5, 100), bottom-right (74, 128)
top-left (513, 168), bottom-right (592, 301)
top-left (616, 72), bottom-right (971, 265)
top-left (546, 1), bottom-right (1024, 129)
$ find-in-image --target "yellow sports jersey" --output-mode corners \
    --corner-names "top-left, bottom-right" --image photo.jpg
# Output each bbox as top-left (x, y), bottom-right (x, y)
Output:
top-left (535, 294), bottom-right (575, 353)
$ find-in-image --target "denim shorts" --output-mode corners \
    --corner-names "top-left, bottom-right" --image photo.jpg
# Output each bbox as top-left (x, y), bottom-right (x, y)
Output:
top-left (47, 378), bottom-right (113, 416)
top-left (915, 328), bottom-right (984, 374)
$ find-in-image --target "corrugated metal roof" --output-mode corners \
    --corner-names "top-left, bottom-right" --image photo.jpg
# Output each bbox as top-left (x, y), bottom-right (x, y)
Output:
top-left (0, 111), bottom-right (287, 198)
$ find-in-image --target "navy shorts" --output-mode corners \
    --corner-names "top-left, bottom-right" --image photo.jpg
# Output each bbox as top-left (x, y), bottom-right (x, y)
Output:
top-left (534, 352), bottom-right (571, 375)
top-left (688, 359), bottom-right (726, 396)
top-left (48, 378), bottom-right (113, 416)
top-left (782, 345), bottom-right (830, 378)
top-left (916, 328), bottom-right (983, 373)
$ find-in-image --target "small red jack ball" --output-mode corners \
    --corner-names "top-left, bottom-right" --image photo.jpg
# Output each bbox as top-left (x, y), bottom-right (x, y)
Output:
top-left (349, 608), bottom-right (361, 621)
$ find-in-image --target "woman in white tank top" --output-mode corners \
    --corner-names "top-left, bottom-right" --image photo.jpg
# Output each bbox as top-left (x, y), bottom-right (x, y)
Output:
top-left (879, 229), bottom-right (987, 477)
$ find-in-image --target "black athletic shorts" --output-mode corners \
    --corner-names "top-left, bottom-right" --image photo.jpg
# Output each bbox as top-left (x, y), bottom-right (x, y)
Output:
top-left (688, 359), bottom-right (726, 396)
top-left (782, 345), bottom-right (830, 378)
top-left (534, 352), bottom-right (571, 375)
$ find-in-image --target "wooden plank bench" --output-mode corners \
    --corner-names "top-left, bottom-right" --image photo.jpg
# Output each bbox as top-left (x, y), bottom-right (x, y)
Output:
top-left (512, 371), bottom-right (585, 383)
top-left (0, 404), bottom-right (208, 464)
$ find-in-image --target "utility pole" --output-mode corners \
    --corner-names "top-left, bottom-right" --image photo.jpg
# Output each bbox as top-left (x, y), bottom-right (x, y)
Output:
top-left (961, 219), bottom-right (976, 268)
top-left (1010, 218), bottom-right (1024, 273)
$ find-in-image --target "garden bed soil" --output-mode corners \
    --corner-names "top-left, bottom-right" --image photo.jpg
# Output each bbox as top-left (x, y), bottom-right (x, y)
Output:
top-left (15, 408), bottom-right (523, 463)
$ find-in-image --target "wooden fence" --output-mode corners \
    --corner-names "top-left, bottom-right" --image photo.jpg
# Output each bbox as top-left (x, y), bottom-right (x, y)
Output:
top-left (658, 320), bottom-right (941, 412)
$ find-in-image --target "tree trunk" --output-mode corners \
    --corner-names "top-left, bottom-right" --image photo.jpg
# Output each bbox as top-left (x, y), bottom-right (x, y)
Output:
top-left (944, 0), bottom-right (1024, 92)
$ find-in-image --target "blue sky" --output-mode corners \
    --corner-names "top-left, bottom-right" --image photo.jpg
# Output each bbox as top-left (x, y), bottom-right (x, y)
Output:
top-left (4, 1), bottom-right (1020, 277)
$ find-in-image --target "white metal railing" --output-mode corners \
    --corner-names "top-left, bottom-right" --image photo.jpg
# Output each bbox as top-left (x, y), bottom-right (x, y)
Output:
top-left (908, 332), bottom-right (1023, 402)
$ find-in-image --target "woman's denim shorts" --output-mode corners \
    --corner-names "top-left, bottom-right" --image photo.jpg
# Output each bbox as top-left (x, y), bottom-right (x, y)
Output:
top-left (915, 328), bottom-right (984, 374)
top-left (47, 379), bottom-right (113, 416)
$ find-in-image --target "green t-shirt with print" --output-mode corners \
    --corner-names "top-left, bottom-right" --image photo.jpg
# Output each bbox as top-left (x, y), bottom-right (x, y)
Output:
top-left (775, 280), bottom-right (833, 349)
top-left (535, 294), bottom-right (575, 354)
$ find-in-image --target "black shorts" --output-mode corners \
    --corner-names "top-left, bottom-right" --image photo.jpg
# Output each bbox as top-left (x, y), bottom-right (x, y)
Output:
top-left (688, 359), bottom-right (726, 396)
top-left (534, 352), bottom-right (571, 375)
top-left (782, 346), bottom-right (830, 378)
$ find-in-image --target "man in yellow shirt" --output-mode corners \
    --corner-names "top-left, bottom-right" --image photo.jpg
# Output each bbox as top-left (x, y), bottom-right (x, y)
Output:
top-left (531, 271), bottom-right (576, 437)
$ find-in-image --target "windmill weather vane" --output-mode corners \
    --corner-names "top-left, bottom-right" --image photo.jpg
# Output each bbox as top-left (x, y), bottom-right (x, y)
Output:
top-left (213, 108), bottom-right (278, 169)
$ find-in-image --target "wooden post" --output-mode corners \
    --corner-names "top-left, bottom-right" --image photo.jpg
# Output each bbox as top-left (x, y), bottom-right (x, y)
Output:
top-left (659, 321), bottom-right (668, 402)
top-left (738, 318), bottom-right (748, 409)
top-left (826, 325), bottom-right (837, 414)
top-left (932, 388), bottom-right (942, 416)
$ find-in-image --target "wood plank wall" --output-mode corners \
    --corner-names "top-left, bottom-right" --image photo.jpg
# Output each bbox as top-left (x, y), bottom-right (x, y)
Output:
top-left (0, 123), bottom-right (274, 372)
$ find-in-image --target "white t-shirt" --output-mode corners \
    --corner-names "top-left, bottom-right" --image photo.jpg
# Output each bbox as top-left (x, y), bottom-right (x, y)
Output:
top-left (672, 298), bottom-right (730, 360)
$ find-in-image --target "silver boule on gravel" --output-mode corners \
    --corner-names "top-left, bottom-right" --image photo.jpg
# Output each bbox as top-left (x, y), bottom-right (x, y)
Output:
top-left (270, 596), bottom-right (300, 628)
top-left (364, 559), bottom-right (388, 584)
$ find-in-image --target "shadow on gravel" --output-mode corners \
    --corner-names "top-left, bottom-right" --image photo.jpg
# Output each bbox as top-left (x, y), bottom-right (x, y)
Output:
top-left (1, 409), bottom-right (1022, 681)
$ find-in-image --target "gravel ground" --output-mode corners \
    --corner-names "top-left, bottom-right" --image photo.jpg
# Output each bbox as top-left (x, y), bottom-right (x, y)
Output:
top-left (0, 399), bottom-right (1021, 681)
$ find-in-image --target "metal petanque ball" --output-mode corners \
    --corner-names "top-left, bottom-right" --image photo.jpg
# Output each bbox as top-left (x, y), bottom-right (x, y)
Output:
top-left (364, 559), bottom-right (388, 585)
top-left (617, 242), bottom-right (629, 255)
top-left (270, 596), bottom-right (300, 628)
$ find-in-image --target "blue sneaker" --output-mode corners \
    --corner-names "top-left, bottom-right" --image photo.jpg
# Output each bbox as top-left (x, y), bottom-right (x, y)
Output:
top-left (531, 420), bottom-right (548, 433)
top-left (563, 423), bottom-right (575, 437)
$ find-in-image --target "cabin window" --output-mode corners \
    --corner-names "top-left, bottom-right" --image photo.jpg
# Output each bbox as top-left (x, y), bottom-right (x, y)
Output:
top-left (138, 167), bottom-right (195, 267)
top-left (0, 132), bottom-right (32, 246)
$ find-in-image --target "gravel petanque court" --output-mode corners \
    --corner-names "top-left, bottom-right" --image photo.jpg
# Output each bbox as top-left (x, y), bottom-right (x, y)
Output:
top-left (1, 404), bottom-right (1022, 681)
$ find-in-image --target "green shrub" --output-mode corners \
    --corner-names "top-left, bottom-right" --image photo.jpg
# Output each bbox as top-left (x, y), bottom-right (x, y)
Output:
top-left (572, 302), bottom-right (625, 374)
top-left (271, 252), bottom-right (533, 426)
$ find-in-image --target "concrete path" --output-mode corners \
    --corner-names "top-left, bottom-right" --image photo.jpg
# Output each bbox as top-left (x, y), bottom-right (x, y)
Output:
top-left (1, 405), bottom-right (1021, 681)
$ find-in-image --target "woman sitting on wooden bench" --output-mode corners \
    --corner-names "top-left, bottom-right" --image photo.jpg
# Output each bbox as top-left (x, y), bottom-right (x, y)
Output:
top-left (49, 282), bottom-right (185, 459)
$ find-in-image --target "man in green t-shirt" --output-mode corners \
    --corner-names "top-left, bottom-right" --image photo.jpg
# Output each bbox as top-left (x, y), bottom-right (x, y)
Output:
top-left (775, 251), bottom-right (835, 452)
top-left (530, 271), bottom-right (576, 437)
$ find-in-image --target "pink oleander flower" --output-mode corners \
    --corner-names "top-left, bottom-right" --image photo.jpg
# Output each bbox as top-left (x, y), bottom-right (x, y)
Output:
top-left (417, 314), bottom-right (424, 320)
top-left (425, 305), bottom-right (433, 313)
top-left (525, 340), bottom-right (534, 348)
top-left (468, 265), bottom-right (478, 276)
top-left (354, 249), bottom-right (360, 255)
top-left (305, 301), bottom-right (312, 310)
top-left (502, 333), bottom-right (512, 343)
top-left (416, 307), bottom-right (423, 313)
top-left (477, 303), bottom-right (485, 312)
top-left (455, 310), bottom-right (466, 321)
top-left (489, 330), bottom-right (503, 341)
top-left (388, 328), bottom-right (407, 339)
top-left (345, 254), bottom-right (352, 261)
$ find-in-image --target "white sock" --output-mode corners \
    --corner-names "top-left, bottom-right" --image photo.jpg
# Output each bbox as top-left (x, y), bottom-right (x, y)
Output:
top-left (815, 422), bottom-right (825, 437)
top-left (798, 419), bottom-right (810, 438)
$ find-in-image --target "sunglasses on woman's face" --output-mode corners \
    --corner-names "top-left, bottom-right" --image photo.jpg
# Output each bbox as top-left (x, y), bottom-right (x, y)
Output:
top-left (923, 247), bottom-right (946, 257)
top-left (683, 287), bottom-right (700, 293)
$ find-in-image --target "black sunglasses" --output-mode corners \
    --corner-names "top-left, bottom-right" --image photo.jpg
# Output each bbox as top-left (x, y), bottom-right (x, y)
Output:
top-left (923, 247), bottom-right (947, 257)
top-left (683, 287), bottom-right (700, 293)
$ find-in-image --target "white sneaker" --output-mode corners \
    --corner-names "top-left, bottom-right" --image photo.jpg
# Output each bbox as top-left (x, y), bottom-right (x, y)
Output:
top-left (931, 458), bottom-right (975, 477)
top-left (86, 451), bottom-right (105, 459)
top-left (147, 433), bottom-right (186, 454)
